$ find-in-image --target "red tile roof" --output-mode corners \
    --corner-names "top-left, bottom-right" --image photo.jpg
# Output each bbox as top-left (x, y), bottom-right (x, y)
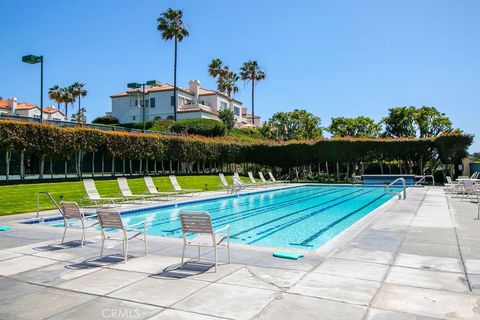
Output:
top-left (0, 100), bottom-right (8, 109)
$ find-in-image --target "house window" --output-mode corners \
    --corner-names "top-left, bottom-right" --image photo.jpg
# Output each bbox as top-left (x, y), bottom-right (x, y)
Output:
top-left (53, 117), bottom-right (61, 121)
top-left (145, 99), bottom-right (149, 108)
top-left (150, 98), bottom-right (155, 108)
top-left (234, 107), bottom-right (240, 116)
top-left (33, 114), bottom-right (41, 119)
top-left (170, 96), bottom-right (175, 106)
top-left (220, 101), bottom-right (228, 110)
top-left (132, 116), bottom-right (136, 121)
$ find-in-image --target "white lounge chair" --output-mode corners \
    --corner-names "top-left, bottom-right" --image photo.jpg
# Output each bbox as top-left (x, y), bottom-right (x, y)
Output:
top-left (179, 211), bottom-right (230, 272)
top-left (258, 172), bottom-right (275, 185)
top-left (81, 179), bottom-right (123, 207)
top-left (268, 171), bottom-right (289, 184)
top-left (97, 209), bottom-right (148, 263)
top-left (218, 173), bottom-right (238, 193)
top-left (143, 176), bottom-right (176, 199)
top-left (232, 175), bottom-right (248, 190)
top-left (248, 172), bottom-right (266, 187)
top-left (460, 180), bottom-right (479, 201)
top-left (117, 177), bottom-right (150, 202)
top-left (169, 175), bottom-right (202, 195)
top-left (60, 201), bottom-right (98, 246)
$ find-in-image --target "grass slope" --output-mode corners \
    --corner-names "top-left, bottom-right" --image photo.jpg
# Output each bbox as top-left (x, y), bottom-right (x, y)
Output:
top-left (0, 175), bottom-right (244, 216)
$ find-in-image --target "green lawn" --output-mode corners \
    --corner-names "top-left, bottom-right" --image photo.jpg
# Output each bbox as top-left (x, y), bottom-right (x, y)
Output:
top-left (0, 175), bottom-right (245, 216)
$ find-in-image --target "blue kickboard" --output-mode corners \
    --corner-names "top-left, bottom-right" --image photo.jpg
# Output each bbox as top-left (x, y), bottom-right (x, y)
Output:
top-left (0, 226), bottom-right (11, 231)
top-left (273, 251), bottom-right (304, 260)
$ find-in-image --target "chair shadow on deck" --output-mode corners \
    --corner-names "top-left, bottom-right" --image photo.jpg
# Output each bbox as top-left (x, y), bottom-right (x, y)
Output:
top-left (151, 260), bottom-right (216, 279)
top-left (33, 240), bottom-right (94, 252)
top-left (65, 254), bottom-right (138, 270)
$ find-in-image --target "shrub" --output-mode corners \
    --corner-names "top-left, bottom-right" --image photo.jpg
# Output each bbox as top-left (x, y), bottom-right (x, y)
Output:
top-left (92, 116), bottom-right (119, 125)
top-left (171, 118), bottom-right (226, 137)
top-left (150, 119), bottom-right (175, 132)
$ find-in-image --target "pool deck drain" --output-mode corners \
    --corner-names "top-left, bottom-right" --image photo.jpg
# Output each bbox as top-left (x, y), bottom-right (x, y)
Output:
top-left (0, 186), bottom-right (479, 319)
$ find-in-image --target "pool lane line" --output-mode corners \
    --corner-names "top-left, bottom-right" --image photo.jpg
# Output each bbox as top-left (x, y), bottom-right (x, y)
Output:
top-left (290, 192), bottom-right (390, 247)
top-left (229, 188), bottom-right (370, 240)
top-left (128, 186), bottom-right (333, 228)
top-left (149, 187), bottom-right (344, 231)
top-left (246, 188), bottom-right (378, 244)
top-left (159, 187), bottom-right (356, 234)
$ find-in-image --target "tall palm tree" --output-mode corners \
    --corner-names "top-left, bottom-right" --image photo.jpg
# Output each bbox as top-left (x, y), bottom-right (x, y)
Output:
top-left (60, 87), bottom-right (74, 119)
top-left (208, 58), bottom-right (225, 79)
top-left (48, 85), bottom-right (62, 109)
top-left (70, 82), bottom-right (87, 116)
top-left (157, 8), bottom-right (189, 121)
top-left (217, 70), bottom-right (239, 99)
top-left (240, 60), bottom-right (266, 124)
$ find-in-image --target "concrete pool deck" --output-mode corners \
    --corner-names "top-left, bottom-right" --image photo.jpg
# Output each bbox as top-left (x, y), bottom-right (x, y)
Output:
top-left (0, 186), bottom-right (479, 319)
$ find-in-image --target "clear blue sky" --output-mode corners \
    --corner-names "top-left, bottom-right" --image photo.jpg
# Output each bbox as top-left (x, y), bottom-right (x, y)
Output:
top-left (1, 0), bottom-right (478, 151)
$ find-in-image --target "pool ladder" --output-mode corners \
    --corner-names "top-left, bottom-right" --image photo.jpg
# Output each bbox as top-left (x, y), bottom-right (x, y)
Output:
top-left (36, 192), bottom-right (62, 219)
top-left (414, 175), bottom-right (435, 187)
top-left (384, 178), bottom-right (406, 200)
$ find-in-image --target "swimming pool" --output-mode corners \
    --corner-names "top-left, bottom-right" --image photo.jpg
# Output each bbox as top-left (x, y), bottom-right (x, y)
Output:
top-left (44, 185), bottom-right (396, 250)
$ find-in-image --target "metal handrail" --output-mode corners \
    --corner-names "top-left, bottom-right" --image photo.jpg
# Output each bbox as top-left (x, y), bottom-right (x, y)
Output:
top-left (384, 177), bottom-right (406, 200)
top-left (36, 192), bottom-right (62, 218)
top-left (415, 175), bottom-right (435, 186)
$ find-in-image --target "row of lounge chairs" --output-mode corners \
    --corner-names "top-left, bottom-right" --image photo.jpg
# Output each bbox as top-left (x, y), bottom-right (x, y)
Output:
top-left (81, 175), bottom-right (202, 206)
top-left (219, 171), bottom-right (289, 193)
top-left (444, 173), bottom-right (480, 200)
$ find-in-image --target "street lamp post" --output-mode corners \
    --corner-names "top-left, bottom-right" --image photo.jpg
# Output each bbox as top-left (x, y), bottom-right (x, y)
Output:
top-left (127, 80), bottom-right (160, 132)
top-left (22, 54), bottom-right (44, 123)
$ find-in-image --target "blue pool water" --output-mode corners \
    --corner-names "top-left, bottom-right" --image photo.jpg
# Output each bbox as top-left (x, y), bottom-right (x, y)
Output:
top-left (46, 185), bottom-right (395, 250)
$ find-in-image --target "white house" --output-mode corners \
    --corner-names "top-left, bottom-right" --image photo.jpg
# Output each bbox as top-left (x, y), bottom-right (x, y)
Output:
top-left (108, 80), bottom-right (260, 127)
top-left (0, 97), bottom-right (67, 121)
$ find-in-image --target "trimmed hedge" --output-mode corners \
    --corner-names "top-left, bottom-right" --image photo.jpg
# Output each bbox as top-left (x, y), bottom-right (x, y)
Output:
top-left (171, 118), bottom-right (226, 136)
top-left (0, 121), bottom-right (473, 179)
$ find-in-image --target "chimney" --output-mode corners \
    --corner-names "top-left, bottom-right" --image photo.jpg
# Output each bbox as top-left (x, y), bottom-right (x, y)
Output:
top-left (188, 80), bottom-right (201, 103)
top-left (7, 97), bottom-right (17, 114)
top-left (242, 107), bottom-right (248, 116)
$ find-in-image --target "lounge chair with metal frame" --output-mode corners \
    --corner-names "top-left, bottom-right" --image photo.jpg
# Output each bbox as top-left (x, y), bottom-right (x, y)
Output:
top-left (169, 175), bottom-right (202, 196)
top-left (268, 171), bottom-right (289, 184)
top-left (97, 208), bottom-right (148, 263)
top-left (143, 176), bottom-right (176, 199)
top-left (258, 172), bottom-right (275, 185)
top-left (179, 211), bottom-right (230, 272)
top-left (81, 179), bottom-right (123, 207)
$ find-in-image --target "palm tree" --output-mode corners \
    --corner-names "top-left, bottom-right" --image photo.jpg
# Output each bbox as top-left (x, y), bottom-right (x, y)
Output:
top-left (70, 82), bottom-right (87, 116)
top-left (157, 8), bottom-right (189, 121)
top-left (208, 58), bottom-right (225, 79)
top-left (217, 70), bottom-right (239, 99)
top-left (60, 87), bottom-right (74, 119)
top-left (240, 60), bottom-right (266, 124)
top-left (48, 85), bottom-right (62, 109)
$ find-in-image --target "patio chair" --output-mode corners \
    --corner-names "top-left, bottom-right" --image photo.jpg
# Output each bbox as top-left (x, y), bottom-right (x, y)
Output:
top-left (232, 175), bottom-right (248, 191)
top-left (179, 211), bottom-right (230, 272)
top-left (258, 172), bottom-right (275, 185)
top-left (117, 177), bottom-right (150, 202)
top-left (460, 180), bottom-right (479, 201)
top-left (81, 179), bottom-right (123, 207)
top-left (248, 172), bottom-right (266, 187)
top-left (97, 208), bottom-right (148, 263)
top-left (143, 176), bottom-right (176, 199)
top-left (268, 171), bottom-right (289, 184)
top-left (60, 201), bottom-right (98, 247)
top-left (169, 175), bottom-right (202, 195)
top-left (218, 173), bottom-right (237, 194)
top-left (234, 172), bottom-right (255, 188)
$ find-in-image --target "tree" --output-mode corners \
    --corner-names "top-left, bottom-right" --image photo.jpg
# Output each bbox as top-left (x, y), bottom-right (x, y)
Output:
top-left (60, 87), bottom-right (74, 118)
top-left (382, 106), bottom-right (417, 137)
top-left (240, 60), bottom-right (265, 125)
top-left (217, 69), bottom-right (239, 98)
top-left (70, 82), bottom-right (87, 116)
top-left (414, 106), bottom-right (452, 138)
top-left (92, 116), bottom-right (119, 125)
top-left (71, 107), bottom-right (87, 123)
top-left (157, 8), bottom-right (189, 122)
top-left (48, 85), bottom-right (62, 109)
top-left (264, 109), bottom-right (322, 141)
top-left (218, 108), bottom-right (235, 131)
top-left (208, 58), bottom-right (225, 78)
top-left (327, 116), bottom-right (381, 138)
